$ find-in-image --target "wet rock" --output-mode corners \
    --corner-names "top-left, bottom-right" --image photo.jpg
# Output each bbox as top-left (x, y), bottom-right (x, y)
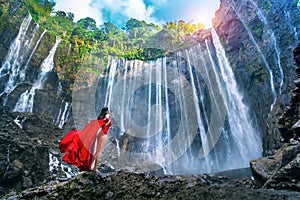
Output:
top-left (250, 143), bottom-right (300, 189)
top-left (5, 82), bottom-right (32, 110)
top-left (278, 43), bottom-right (300, 142)
top-left (3, 170), bottom-right (300, 200)
top-left (2, 160), bottom-right (23, 186)
top-left (263, 154), bottom-right (300, 191)
top-left (0, 105), bottom-right (63, 196)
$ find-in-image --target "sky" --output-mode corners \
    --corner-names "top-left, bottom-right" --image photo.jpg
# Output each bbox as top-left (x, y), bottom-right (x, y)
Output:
top-left (54, 0), bottom-right (220, 29)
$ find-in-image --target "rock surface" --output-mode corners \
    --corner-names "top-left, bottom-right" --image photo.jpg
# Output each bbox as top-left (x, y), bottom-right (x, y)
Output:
top-left (250, 43), bottom-right (300, 191)
top-left (212, 0), bottom-right (300, 154)
top-left (3, 169), bottom-right (300, 200)
top-left (0, 104), bottom-right (63, 196)
top-left (278, 43), bottom-right (300, 142)
top-left (250, 143), bottom-right (300, 189)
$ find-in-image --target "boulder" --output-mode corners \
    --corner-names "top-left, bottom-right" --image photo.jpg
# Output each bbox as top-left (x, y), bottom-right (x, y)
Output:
top-left (250, 144), bottom-right (300, 188)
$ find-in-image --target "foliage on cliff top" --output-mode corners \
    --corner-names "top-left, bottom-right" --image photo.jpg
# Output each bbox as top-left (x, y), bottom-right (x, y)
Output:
top-left (20, 0), bottom-right (204, 59)
top-left (1, 0), bottom-right (204, 80)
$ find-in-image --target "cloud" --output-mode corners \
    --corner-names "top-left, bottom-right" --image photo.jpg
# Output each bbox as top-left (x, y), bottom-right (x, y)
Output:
top-left (123, 0), bottom-right (154, 21)
top-left (54, 0), bottom-right (103, 25)
top-left (148, 0), bottom-right (167, 7)
top-left (54, 0), bottom-right (219, 28)
top-left (91, 0), bottom-right (162, 26)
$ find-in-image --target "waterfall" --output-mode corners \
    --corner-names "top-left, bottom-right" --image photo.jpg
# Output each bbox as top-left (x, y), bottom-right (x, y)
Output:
top-left (211, 28), bottom-right (262, 167)
top-left (145, 60), bottom-right (153, 152)
top-left (14, 116), bottom-right (26, 129)
top-left (162, 57), bottom-right (171, 156)
top-left (0, 15), bottom-right (39, 104)
top-left (185, 49), bottom-right (210, 170)
top-left (104, 58), bottom-right (118, 108)
top-left (0, 15), bottom-right (32, 77)
top-left (49, 152), bottom-right (75, 178)
top-left (20, 29), bottom-right (47, 81)
top-left (54, 101), bottom-right (72, 129)
top-left (14, 38), bottom-right (61, 112)
top-left (298, 0), bottom-right (300, 12)
top-left (106, 37), bottom-right (262, 174)
top-left (284, 10), bottom-right (299, 39)
top-left (249, 0), bottom-right (284, 95)
top-left (232, 5), bottom-right (276, 111)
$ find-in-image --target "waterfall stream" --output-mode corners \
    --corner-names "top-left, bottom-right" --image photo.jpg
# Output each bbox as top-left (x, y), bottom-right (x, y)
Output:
top-left (54, 101), bottom-right (72, 129)
top-left (104, 37), bottom-right (262, 174)
top-left (211, 28), bottom-right (262, 165)
top-left (231, 5), bottom-right (276, 111)
top-left (249, 0), bottom-right (283, 95)
top-left (0, 15), bottom-right (39, 104)
top-left (20, 29), bottom-right (47, 81)
top-left (14, 38), bottom-right (61, 112)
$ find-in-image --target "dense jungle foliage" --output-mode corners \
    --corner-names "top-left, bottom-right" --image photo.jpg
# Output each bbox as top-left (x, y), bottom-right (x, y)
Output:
top-left (0, 0), bottom-right (204, 79)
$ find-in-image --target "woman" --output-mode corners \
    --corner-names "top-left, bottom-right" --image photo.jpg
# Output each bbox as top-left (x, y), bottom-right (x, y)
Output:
top-left (59, 107), bottom-right (112, 171)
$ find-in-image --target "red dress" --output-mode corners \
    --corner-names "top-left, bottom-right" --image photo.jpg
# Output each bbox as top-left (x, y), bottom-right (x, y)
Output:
top-left (59, 118), bottom-right (112, 171)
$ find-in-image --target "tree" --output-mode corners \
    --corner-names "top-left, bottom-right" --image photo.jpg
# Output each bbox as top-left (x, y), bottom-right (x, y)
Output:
top-left (56, 10), bottom-right (66, 18)
top-left (77, 17), bottom-right (97, 31)
top-left (101, 22), bottom-right (120, 35)
top-left (67, 12), bottom-right (74, 22)
top-left (125, 18), bottom-right (146, 31)
top-left (40, 0), bottom-right (56, 15)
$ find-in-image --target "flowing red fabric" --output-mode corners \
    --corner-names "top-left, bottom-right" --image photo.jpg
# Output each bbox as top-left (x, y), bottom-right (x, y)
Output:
top-left (59, 118), bottom-right (111, 171)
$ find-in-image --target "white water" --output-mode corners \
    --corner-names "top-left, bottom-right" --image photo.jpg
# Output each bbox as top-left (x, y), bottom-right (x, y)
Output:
top-left (108, 40), bottom-right (261, 174)
top-left (203, 41), bottom-right (226, 170)
top-left (56, 82), bottom-right (62, 96)
top-left (185, 49), bottom-right (210, 170)
top-left (110, 56), bottom-right (200, 173)
top-left (0, 15), bottom-right (32, 77)
top-left (212, 29), bottom-right (262, 167)
top-left (58, 102), bottom-right (71, 129)
top-left (298, 0), bottom-right (300, 12)
top-left (20, 29), bottom-right (47, 81)
top-left (145, 60), bottom-right (153, 152)
top-left (104, 58), bottom-right (118, 108)
top-left (14, 38), bottom-right (61, 112)
top-left (284, 10), bottom-right (299, 39)
top-left (0, 15), bottom-right (39, 104)
top-left (49, 152), bottom-right (75, 179)
top-left (162, 57), bottom-right (171, 155)
top-left (13, 116), bottom-right (26, 129)
top-left (232, 5), bottom-right (276, 111)
top-left (116, 137), bottom-right (121, 156)
top-left (54, 101), bottom-right (71, 129)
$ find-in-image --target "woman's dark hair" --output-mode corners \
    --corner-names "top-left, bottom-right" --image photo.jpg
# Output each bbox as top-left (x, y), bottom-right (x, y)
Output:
top-left (97, 107), bottom-right (109, 120)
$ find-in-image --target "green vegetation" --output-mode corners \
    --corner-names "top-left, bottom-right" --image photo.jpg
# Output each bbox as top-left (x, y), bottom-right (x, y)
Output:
top-left (249, 65), bottom-right (266, 84)
top-left (0, 1), bottom-right (9, 33)
top-left (1, 0), bottom-right (204, 79)
top-left (255, 21), bottom-right (264, 39)
top-left (258, 0), bottom-right (270, 11)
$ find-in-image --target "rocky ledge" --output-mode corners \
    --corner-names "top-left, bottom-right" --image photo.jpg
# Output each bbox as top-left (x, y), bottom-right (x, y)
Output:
top-left (3, 167), bottom-right (300, 200)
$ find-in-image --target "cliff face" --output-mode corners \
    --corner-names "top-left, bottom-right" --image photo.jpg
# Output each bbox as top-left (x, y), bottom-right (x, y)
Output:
top-left (278, 43), bottom-right (300, 142)
top-left (211, 0), bottom-right (300, 153)
top-left (251, 43), bottom-right (299, 190)
top-left (250, 43), bottom-right (300, 189)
